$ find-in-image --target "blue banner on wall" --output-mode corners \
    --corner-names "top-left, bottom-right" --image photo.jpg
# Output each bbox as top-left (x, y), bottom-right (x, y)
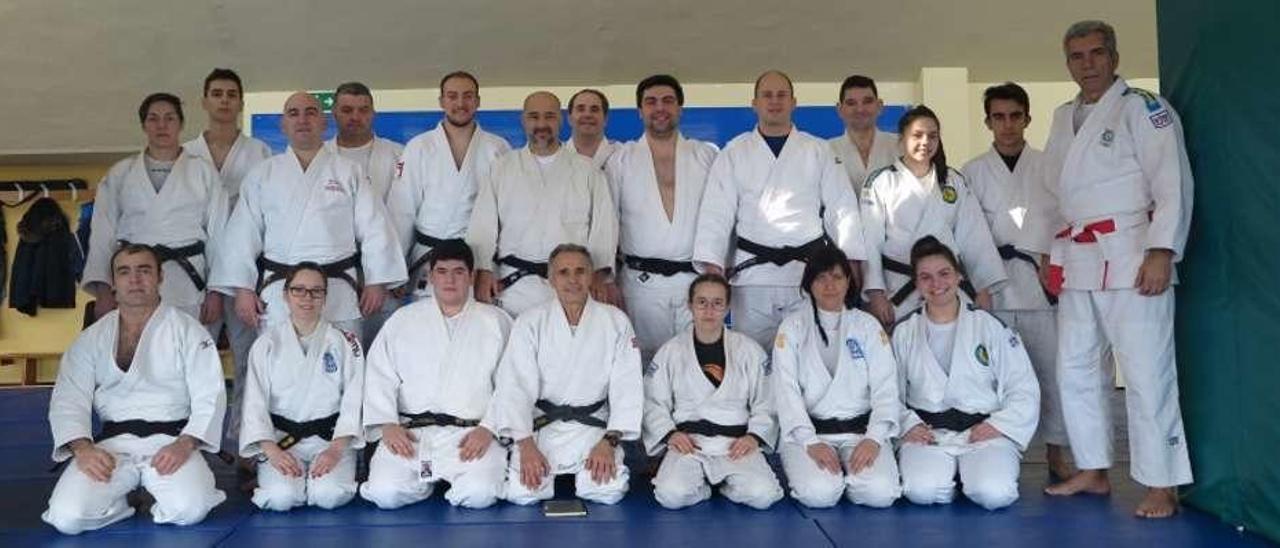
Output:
top-left (251, 105), bottom-right (909, 152)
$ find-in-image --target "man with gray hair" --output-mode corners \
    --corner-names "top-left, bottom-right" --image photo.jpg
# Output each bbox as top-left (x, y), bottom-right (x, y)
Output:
top-left (1025, 20), bottom-right (1194, 518)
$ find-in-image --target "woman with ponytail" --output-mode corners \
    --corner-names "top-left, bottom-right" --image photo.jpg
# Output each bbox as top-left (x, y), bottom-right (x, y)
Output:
top-left (770, 244), bottom-right (901, 508)
top-left (860, 105), bottom-right (1007, 327)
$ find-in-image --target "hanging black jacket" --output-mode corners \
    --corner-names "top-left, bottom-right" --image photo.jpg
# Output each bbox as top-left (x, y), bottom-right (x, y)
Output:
top-left (8, 197), bottom-right (81, 316)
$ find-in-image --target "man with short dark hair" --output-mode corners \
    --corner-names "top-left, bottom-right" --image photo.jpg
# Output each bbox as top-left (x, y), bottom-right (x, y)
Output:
top-left (323, 81), bottom-right (403, 203)
top-left (567, 89), bottom-right (616, 170)
top-left (829, 75), bottom-right (898, 194)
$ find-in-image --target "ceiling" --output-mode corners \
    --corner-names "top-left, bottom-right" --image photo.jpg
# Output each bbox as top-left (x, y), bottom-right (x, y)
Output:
top-left (0, 0), bottom-right (1156, 158)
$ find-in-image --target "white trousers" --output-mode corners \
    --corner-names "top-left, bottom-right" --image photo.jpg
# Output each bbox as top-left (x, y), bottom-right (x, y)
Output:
top-left (651, 434), bottom-right (783, 510)
top-left (1057, 289), bottom-right (1193, 487)
top-left (620, 267), bottom-right (695, 363)
top-left (898, 433), bottom-right (1022, 510)
top-left (731, 286), bottom-right (808, 350)
top-left (779, 435), bottom-right (901, 508)
top-left (252, 436), bottom-right (357, 511)
top-left (497, 276), bottom-right (555, 318)
top-left (360, 425), bottom-right (507, 509)
top-left (993, 309), bottom-right (1068, 447)
top-left (504, 424), bottom-right (629, 505)
top-left (43, 435), bottom-right (226, 535)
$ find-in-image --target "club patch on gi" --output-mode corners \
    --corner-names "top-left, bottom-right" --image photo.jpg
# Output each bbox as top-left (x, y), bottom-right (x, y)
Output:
top-left (846, 337), bottom-right (865, 360)
top-left (342, 330), bottom-right (363, 357)
top-left (1008, 333), bottom-right (1021, 348)
top-left (1150, 110), bottom-right (1172, 129)
top-left (974, 344), bottom-right (990, 366)
top-left (1101, 129), bottom-right (1115, 147)
top-left (940, 185), bottom-right (958, 204)
top-left (323, 351), bottom-right (338, 374)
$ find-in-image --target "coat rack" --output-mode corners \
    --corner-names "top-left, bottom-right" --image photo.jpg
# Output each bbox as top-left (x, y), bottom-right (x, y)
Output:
top-left (2, 178), bottom-right (88, 205)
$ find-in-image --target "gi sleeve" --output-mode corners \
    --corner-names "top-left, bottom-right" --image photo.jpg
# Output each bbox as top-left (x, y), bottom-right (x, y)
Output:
top-left (352, 164), bottom-right (408, 287)
top-left (952, 173), bottom-right (1009, 293)
top-left (692, 152), bottom-right (737, 270)
top-left (586, 168), bottom-right (619, 272)
top-left (892, 325), bottom-right (926, 435)
top-left (859, 176), bottom-right (890, 298)
top-left (1131, 97), bottom-right (1194, 260)
top-left (605, 315), bottom-right (643, 440)
top-left (743, 340), bottom-right (779, 452)
top-left (334, 329), bottom-right (367, 448)
top-left (180, 319), bottom-right (227, 453)
top-left (863, 323), bottom-right (901, 445)
top-left (770, 317), bottom-right (819, 447)
top-left (466, 161), bottom-right (502, 272)
top-left (209, 162), bottom-right (268, 292)
top-left (81, 167), bottom-right (122, 293)
top-left (361, 319), bottom-right (403, 442)
top-left (386, 139), bottom-right (426, 259)
top-left (985, 325), bottom-right (1041, 450)
top-left (489, 315), bottom-right (541, 441)
top-left (238, 337), bottom-right (277, 457)
top-left (641, 344), bottom-right (678, 456)
top-left (48, 338), bottom-right (98, 462)
top-left (820, 148), bottom-right (868, 261)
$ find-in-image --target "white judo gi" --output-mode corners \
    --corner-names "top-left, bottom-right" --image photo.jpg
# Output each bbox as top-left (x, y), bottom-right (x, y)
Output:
top-left (828, 130), bottom-right (899, 194)
top-left (567, 138), bottom-right (617, 171)
top-left (387, 123), bottom-right (510, 293)
top-left (185, 132), bottom-right (272, 446)
top-left (1023, 78), bottom-right (1194, 488)
top-left (239, 320), bottom-right (365, 511)
top-left (694, 128), bottom-right (866, 349)
top-left (211, 147), bottom-right (407, 328)
top-left (83, 150), bottom-right (229, 322)
top-left (360, 298), bottom-right (513, 509)
top-left (772, 306), bottom-right (902, 508)
top-left (861, 161), bottom-right (1007, 316)
top-left (323, 135), bottom-right (405, 347)
top-left (962, 147), bottom-right (1066, 448)
top-left (467, 147), bottom-right (619, 317)
top-left (44, 304), bottom-right (227, 535)
top-left (605, 135), bottom-right (717, 360)
top-left (490, 298), bottom-right (643, 505)
top-left (643, 328), bottom-right (783, 509)
top-left (893, 303), bottom-right (1040, 510)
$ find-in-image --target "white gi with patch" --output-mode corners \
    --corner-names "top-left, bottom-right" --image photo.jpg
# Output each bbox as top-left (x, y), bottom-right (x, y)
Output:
top-left (828, 130), bottom-right (899, 195)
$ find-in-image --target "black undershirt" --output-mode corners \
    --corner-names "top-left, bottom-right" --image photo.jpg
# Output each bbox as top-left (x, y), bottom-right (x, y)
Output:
top-left (693, 332), bottom-right (726, 387)
top-left (999, 148), bottom-right (1022, 172)
top-left (761, 132), bottom-right (788, 157)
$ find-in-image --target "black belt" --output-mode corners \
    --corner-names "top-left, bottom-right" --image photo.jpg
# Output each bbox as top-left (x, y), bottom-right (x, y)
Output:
top-left (256, 252), bottom-right (363, 295)
top-left (731, 235), bottom-right (829, 278)
top-left (676, 420), bottom-right (748, 438)
top-left (119, 240), bottom-right (206, 291)
top-left (96, 418), bottom-right (188, 442)
top-left (400, 410), bottom-right (481, 430)
top-left (911, 407), bottom-right (990, 432)
top-left (497, 255), bottom-right (548, 288)
top-left (810, 412), bottom-right (871, 435)
top-left (409, 231), bottom-right (466, 277)
top-left (997, 244), bottom-right (1058, 306)
top-left (270, 413), bottom-right (338, 450)
top-left (533, 399), bottom-right (607, 431)
top-left (883, 255), bottom-right (976, 306)
top-left (623, 255), bottom-right (696, 277)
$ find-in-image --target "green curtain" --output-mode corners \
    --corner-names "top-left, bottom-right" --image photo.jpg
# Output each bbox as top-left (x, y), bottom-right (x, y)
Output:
top-left (1159, 0), bottom-right (1280, 542)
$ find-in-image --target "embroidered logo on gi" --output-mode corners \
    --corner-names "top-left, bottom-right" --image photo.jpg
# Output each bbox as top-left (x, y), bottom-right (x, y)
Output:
top-left (1149, 110), bottom-right (1172, 129)
top-left (1167, 436), bottom-right (1181, 447)
top-left (974, 344), bottom-right (990, 366)
top-left (1008, 333), bottom-right (1021, 348)
top-left (198, 339), bottom-right (215, 350)
top-left (631, 337), bottom-right (640, 349)
top-left (324, 179), bottom-right (344, 192)
top-left (323, 351), bottom-right (338, 373)
top-left (940, 185), bottom-right (958, 204)
top-left (774, 332), bottom-right (787, 349)
top-left (846, 337), bottom-right (865, 360)
top-left (1101, 129), bottom-right (1115, 147)
top-left (637, 272), bottom-right (651, 283)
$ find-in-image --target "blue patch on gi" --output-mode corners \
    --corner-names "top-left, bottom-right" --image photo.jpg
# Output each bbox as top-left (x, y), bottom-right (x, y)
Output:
top-left (324, 351), bottom-right (338, 374)
top-left (846, 337), bottom-right (865, 360)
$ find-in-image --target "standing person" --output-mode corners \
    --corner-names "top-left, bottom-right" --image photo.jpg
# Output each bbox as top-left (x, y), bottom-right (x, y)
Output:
top-left (694, 70), bottom-right (865, 350)
top-left (607, 74), bottom-right (718, 361)
top-left (566, 89), bottom-right (616, 170)
top-left (828, 75), bottom-right (898, 193)
top-left (860, 105), bottom-right (1006, 326)
top-left (962, 82), bottom-right (1071, 479)
top-left (1030, 20), bottom-right (1194, 519)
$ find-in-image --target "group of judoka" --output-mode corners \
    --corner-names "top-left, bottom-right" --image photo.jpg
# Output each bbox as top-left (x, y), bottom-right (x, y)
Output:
top-left (42, 18), bottom-right (1196, 535)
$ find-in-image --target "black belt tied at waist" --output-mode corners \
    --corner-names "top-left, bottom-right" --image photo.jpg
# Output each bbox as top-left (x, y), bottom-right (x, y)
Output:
top-left (883, 255), bottom-right (976, 306)
top-left (911, 407), bottom-right (990, 432)
top-left (676, 420), bottom-right (748, 438)
top-left (95, 418), bottom-right (189, 442)
top-left (997, 244), bottom-right (1058, 306)
top-left (623, 255), bottom-right (696, 277)
top-left (497, 255), bottom-right (549, 288)
top-left (409, 231), bottom-right (466, 277)
top-left (400, 410), bottom-right (481, 430)
top-left (810, 412), bottom-right (871, 435)
top-left (270, 413), bottom-right (338, 450)
top-left (256, 252), bottom-right (363, 295)
top-left (533, 399), bottom-right (607, 431)
top-left (119, 240), bottom-right (206, 291)
top-left (731, 235), bottom-right (829, 278)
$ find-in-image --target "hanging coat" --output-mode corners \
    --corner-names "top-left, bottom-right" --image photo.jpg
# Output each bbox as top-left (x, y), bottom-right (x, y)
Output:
top-left (8, 197), bottom-right (81, 316)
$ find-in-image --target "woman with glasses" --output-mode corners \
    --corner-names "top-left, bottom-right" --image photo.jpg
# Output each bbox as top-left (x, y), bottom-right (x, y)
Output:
top-left (894, 236), bottom-right (1039, 510)
top-left (642, 273), bottom-right (783, 509)
top-left (239, 262), bottom-right (366, 510)
top-left (772, 244), bottom-right (901, 508)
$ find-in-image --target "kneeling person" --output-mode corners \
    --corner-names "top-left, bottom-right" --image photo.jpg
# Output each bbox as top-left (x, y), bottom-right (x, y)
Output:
top-left (239, 263), bottom-right (365, 511)
top-left (773, 245), bottom-right (902, 508)
top-left (44, 245), bottom-right (227, 535)
top-left (360, 241), bottom-right (513, 509)
top-left (492, 244), bottom-right (642, 505)
top-left (644, 274), bottom-right (783, 509)
top-left (894, 237), bottom-right (1039, 510)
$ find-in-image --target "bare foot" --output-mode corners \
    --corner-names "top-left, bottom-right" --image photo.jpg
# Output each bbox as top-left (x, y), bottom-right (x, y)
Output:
top-left (1046, 444), bottom-right (1075, 481)
top-left (1045, 469), bottom-right (1111, 496)
top-left (1135, 487), bottom-right (1178, 518)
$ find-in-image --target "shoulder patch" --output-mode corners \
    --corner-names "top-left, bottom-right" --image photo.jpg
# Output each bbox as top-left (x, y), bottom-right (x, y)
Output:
top-left (198, 338), bottom-right (215, 350)
top-left (940, 184), bottom-right (958, 204)
top-left (845, 337), bottom-right (865, 360)
top-left (1008, 331), bottom-right (1022, 349)
top-left (1149, 110), bottom-right (1173, 129)
top-left (1124, 87), bottom-right (1164, 113)
top-left (974, 344), bottom-right (990, 366)
top-left (340, 329), bottom-right (363, 358)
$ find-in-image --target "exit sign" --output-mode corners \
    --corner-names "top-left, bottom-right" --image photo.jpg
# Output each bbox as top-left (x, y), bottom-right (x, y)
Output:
top-left (311, 91), bottom-right (336, 112)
